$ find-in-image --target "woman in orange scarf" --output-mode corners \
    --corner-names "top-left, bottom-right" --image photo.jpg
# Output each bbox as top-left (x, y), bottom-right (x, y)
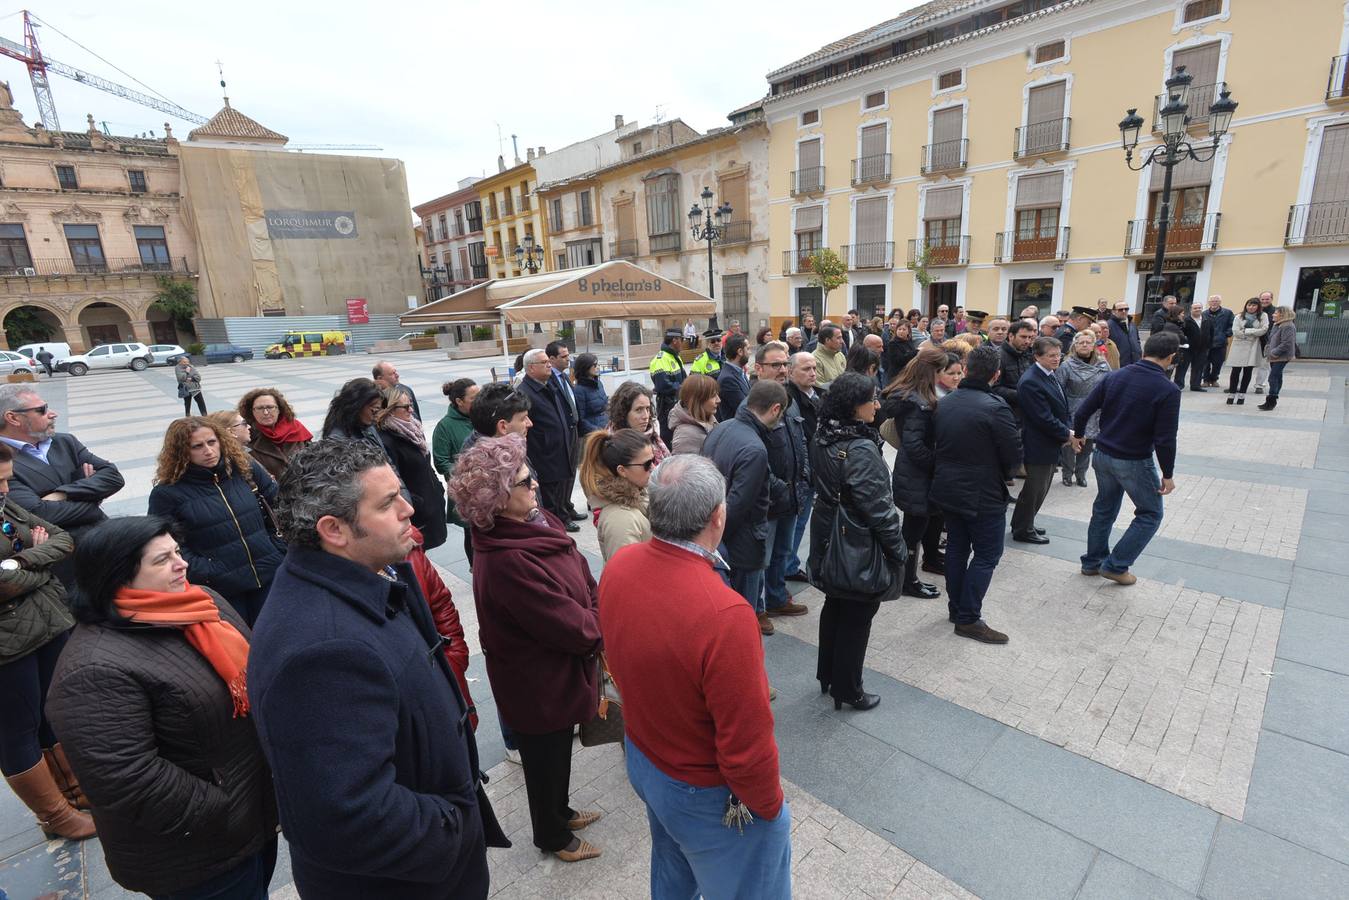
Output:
top-left (46, 516), bottom-right (278, 899)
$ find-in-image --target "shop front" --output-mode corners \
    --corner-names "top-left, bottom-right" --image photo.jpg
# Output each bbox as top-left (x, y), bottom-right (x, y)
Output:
top-left (1137, 257), bottom-right (1202, 323)
top-left (1009, 277), bottom-right (1054, 320)
top-left (1293, 264), bottom-right (1349, 359)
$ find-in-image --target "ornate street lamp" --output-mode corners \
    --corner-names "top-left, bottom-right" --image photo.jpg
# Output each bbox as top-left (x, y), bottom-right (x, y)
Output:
top-left (513, 233), bottom-right (544, 274)
top-left (1119, 65), bottom-right (1238, 307)
top-left (419, 263), bottom-right (447, 303)
top-left (688, 186), bottom-right (734, 329)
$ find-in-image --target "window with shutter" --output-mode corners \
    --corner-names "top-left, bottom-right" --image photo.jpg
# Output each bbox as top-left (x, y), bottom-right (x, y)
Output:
top-left (1308, 124), bottom-right (1349, 240)
top-left (856, 124), bottom-right (888, 183)
top-left (645, 174), bottom-right (681, 252)
top-left (1024, 82), bottom-right (1067, 154)
top-left (1034, 40), bottom-right (1065, 64)
top-left (801, 109), bottom-right (819, 126)
top-left (924, 187), bottom-right (963, 221)
top-left (798, 139), bottom-right (821, 169)
top-left (923, 187), bottom-right (963, 263)
top-left (796, 139), bottom-right (823, 193)
top-left (929, 107), bottom-right (964, 171)
top-left (937, 69), bottom-right (963, 90)
top-left (794, 206), bottom-right (823, 263)
top-left (1182, 0), bottom-right (1222, 23)
top-left (852, 197), bottom-right (888, 267)
top-left (1169, 43), bottom-right (1222, 122)
top-left (1015, 171), bottom-right (1064, 209)
top-left (864, 90), bottom-right (886, 109)
top-left (1012, 172), bottom-right (1063, 259)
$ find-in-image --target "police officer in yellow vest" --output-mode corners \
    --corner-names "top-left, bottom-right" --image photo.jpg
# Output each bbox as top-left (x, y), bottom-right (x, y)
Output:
top-left (689, 329), bottom-right (725, 377)
top-left (648, 328), bottom-right (686, 446)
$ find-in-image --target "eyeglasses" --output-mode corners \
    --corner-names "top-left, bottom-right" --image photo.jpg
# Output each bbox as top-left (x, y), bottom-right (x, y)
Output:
top-left (512, 474), bottom-right (536, 490)
top-left (761, 361), bottom-right (789, 369)
top-left (229, 421), bottom-right (248, 429)
top-left (253, 404), bottom-right (279, 413)
top-left (1, 520), bottom-right (22, 553)
top-left (13, 405), bottom-right (47, 415)
top-left (623, 458), bottom-right (657, 472)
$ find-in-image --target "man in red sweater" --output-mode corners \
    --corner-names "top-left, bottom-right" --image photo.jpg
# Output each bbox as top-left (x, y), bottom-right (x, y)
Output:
top-left (599, 454), bottom-right (791, 899)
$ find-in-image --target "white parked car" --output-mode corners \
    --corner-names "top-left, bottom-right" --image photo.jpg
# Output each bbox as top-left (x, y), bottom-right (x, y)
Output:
top-left (0, 350), bottom-right (38, 375)
top-left (63, 342), bottom-right (154, 376)
top-left (147, 344), bottom-right (187, 366)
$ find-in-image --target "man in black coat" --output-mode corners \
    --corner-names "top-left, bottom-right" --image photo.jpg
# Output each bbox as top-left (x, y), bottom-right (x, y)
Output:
top-left (1149, 294), bottom-right (1178, 336)
top-left (545, 340), bottom-right (586, 523)
top-left (1108, 301), bottom-right (1144, 368)
top-left (1056, 307), bottom-right (1095, 354)
top-left (755, 343), bottom-right (811, 623)
top-left (931, 345), bottom-right (1021, 644)
top-left (701, 380), bottom-right (789, 635)
top-left (716, 334), bottom-right (751, 423)
top-left (249, 441), bottom-right (506, 900)
top-left (1176, 300), bottom-right (1212, 391)
top-left (784, 351), bottom-right (821, 583)
top-left (994, 321), bottom-right (1036, 416)
top-left (1010, 338), bottom-right (1071, 545)
top-left (518, 349), bottom-right (579, 532)
top-left (1201, 294), bottom-right (1234, 386)
top-left (0, 385), bottom-right (123, 584)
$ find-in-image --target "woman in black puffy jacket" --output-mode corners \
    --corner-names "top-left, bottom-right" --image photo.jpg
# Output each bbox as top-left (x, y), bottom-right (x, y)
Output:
top-left (376, 387), bottom-right (447, 551)
top-left (148, 417), bottom-right (285, 626)
top-left (808, 372), bottom-right (906, 713)
top-left (881, 347), bottom-right (963, 600)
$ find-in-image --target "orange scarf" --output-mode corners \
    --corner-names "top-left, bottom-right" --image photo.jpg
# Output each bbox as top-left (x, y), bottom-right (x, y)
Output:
top-left (113, 585), bottom-right (251, 717)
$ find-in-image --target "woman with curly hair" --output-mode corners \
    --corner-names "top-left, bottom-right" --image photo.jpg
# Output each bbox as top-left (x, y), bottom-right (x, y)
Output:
top-left (447, 435), bottom-right (603, 864)
top-left (320, 378), bottom-right (385, 451)
top-left (237, 387), bottom-right (312, 479)
top-left (607, 380), bottom-right (669, 466)
top-left (147, 418), bottom-right (285, 626)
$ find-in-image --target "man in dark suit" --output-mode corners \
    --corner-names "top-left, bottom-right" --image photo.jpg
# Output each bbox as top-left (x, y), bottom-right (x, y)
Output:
top-left (1108, 301), bottom-right (1144, 368)
top-left (716, 333), bottom-right (751, 422)
top-left (0, 385), bottom-right (123, 582)
top-left (518, 349), bottom-right (579, 532)
top-left (1176, 301), bottom-right (1212, 392)
top-left (545, 340), bottom-right (586, 523)
top-left (1010, 337), bottom-right (1071, 545)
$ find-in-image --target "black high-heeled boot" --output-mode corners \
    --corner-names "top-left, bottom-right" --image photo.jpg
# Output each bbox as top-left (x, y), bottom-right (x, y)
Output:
top-left (834, 692), bottom-right (881, 711)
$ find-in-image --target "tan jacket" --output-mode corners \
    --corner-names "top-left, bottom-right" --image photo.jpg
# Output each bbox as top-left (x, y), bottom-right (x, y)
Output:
top-left (589, 472), bottom-right (651, 562)
top-left (813, 345), bottom-right (845, 387)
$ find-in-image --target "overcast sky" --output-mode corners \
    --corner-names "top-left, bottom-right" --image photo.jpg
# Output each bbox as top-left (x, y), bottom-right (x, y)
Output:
top-left (6, 2), bottom-right (917, 207)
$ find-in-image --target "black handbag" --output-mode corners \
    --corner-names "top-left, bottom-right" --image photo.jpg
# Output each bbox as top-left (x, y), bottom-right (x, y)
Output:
top-left (579, 653), bottom-right (624, 747)
top-left (813, 447), bottom-right (904, 603)
top-left (252, 485), bottom-right (283, 540)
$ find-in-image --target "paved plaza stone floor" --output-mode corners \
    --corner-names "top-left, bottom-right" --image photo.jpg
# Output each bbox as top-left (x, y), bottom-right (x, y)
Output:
top-left (1, 350), bottom-right (1347, 898)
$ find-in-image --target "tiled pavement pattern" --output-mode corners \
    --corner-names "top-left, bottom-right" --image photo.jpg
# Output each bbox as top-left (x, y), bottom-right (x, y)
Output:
top-left (2, 353), bottom-right (1349, 899)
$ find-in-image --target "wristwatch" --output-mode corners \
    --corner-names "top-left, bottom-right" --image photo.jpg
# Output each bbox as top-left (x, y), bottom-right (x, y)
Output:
top-left (0, 559), bottom-right (19, 571)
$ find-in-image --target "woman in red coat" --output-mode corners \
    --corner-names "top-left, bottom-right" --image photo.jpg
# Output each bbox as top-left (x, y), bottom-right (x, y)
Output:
top-left (405, 525), bottom-right (476, 731)
top-left (447, 434), bottom-right (603, 864)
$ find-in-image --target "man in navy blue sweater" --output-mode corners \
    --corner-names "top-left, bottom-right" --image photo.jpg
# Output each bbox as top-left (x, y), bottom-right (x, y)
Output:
top-left (1071, 332), bottom-right (1181, 586)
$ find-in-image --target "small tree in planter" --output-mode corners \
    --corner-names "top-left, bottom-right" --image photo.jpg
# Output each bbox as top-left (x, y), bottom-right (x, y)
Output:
top-left (555, 325), bottom-right (575, 352)
top-left (910, 243), bottom-right (936, 297)
top-left (806, 249), bottom-right (849, 322)
top-left (150, 276), bottom-right (199, 341)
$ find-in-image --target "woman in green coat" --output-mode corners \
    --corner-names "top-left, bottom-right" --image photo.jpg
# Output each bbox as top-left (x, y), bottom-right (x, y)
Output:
top-left (431, 378), bottom-right (479, 565)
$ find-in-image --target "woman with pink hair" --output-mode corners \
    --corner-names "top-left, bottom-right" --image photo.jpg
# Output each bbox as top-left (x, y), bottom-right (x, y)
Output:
top-left (446, 435), bottom-right (604, 864)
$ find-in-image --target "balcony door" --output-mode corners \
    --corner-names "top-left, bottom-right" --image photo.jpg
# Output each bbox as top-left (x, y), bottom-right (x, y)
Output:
top-left (923, 186), bottom-right (963, 264)
top-left (1307, 124), bottom-right (1349, 241)
top-left (1013, 171), bottom-right (1063, 260)
top-left (1024, 81), bottom-right (1066, 154)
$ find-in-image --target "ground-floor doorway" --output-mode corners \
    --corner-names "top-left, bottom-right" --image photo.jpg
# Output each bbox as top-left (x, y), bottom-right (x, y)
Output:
top-left (1009, 278), bottom-right (1054, 319)
top-left (856, 284), bottom-right (887, 321)
top-left (1294, 265), bottom-right (1349, 359)
top-left (927, 282), bottom-right (957, 318)
top-left (1139, 271), bottom-right (1198, 326)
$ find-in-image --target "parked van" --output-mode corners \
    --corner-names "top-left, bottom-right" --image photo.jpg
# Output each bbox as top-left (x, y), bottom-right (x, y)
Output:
top-left (16, 342), bottom-right (72, 363)
top-left (264, 331), bottom-right (349, 359)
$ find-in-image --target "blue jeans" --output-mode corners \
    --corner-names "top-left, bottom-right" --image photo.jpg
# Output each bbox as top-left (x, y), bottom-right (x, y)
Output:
top-left (785, 493), bottom-right (814, 578)
top-left (152, 837), bottom-right (278, 900)
top-left (721, 536), bottom-right (772, 614)
top-left (1268, 360), bottom-right (1288, 398)
top-left (944, 511), bottom-right (1006, 626)
top-left (762, 514), bottom-right (799, 611)
top-left (625, 737), bottom-right (791, 900)
top-left (1082, 450), bottom-right (1164, 575)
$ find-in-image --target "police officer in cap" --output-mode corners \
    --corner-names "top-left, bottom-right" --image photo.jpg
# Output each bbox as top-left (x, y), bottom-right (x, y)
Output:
top-left (1057, 306), bottom-right (1096, 354)
top-left (690, 329), bottom-right (725, 376)
top-left (965, 310), bottom-right (989, 342)
top-left (648, 328), bottom-right (687, 445)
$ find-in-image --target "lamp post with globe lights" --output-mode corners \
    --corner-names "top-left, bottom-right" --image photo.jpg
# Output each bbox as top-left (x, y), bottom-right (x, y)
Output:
top-left (688, 186), bottom-right (733, 329)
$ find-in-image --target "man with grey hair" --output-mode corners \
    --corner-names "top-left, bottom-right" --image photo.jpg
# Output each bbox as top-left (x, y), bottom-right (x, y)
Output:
top-left (249, 440), bottom-right (506, 898)
top-left (599, 454), bottom-right (790, 899)
top-left (0, 384), bottom-right (123, 584)
top-left (372, 360), bottom-right (421, 420)
top-left (518, 347), bottom-right (579, 530)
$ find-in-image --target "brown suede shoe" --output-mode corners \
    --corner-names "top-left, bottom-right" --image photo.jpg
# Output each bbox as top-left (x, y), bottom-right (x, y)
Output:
top-left (766, 601), bottom-right (808, 617)
top-left (1100, 570), bottom-right (1138, 586)
top-left (954, 621), bottom-right (1009, 644)
top-left (758, 613), bottom-right (775, 635)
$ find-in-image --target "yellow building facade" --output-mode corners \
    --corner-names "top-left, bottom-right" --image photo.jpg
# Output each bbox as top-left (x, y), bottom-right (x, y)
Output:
top-left (473, 161), bottom-right (545, 280)
top-left (763, 0), bottom-right (1349, 354)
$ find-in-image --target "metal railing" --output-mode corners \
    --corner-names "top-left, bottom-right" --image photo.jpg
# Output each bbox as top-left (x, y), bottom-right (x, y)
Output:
top-left (791, 166), bottom-right (826, 195)
top-left (841, 242), bottom-right (894, 269)
top-left (466, 217), bottom-right (483, 232)
top-left (994, 227), bottom-right (1070, 263)
top-left (851, 154), bottom-right (891, 186)
top-left (782, 249), bottom-right (818, 275)
top-left (1124, 213), bottom-right (1221, 255)
top-left (1328, 55), bottom-right (1349, 102)
top-left (1013, 118), bottom-right (1071, 158)
top-left (518, 197), bottom-right (531, 212)
top-left (907, 235), bottom-right (970, 267)
top-left (921, 138), bottom-right (968, 174)
top-left (716, 220), bottom-right (751, 245)
top-left (1153, 82), bottom-right (1226, 130)
top-left (649, 232), bottom-right (681, 253)
top-left (1, 256), bottom-right (195, 277)
top-left (609, 239), bottom-right (638, 259)
top-left (1285, 202), bottom-right (1349, 246)
top-left (469, 263), bottom-right (490, 279)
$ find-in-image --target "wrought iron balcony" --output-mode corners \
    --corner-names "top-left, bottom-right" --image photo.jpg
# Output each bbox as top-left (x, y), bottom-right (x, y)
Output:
top-left (716, 220), bottom-right (751, 245)
top-left (1328, 55), bottom-right (1349, 102)
top-left (519, 197), bottom-right (531, 212)
top-left (994, 228), bottom-right (1070, 263)
top-left (841, 242), bottom-right (894, 270)
top-left (1013, 118), bottom-right (1071, 159)
top-left (1, 256), bottom-right (195, 278)
top-left (1124, 213), bottom-right (1221, 255)
top-left (502, 200), bottom-right (515, 217)
top-left (782, 249), bottom-right (818, 276)
top-left (907, 236), bottom-right (970, 267)
top-left (851, 154), bottom-right (891, 186)
top-left (1153, 82), bottom-right (1226, 130)
top-left (469, 263), bottom-right (490, 279)
top-left (609, 239), bottom-right (638, 259)
top-left (921, 139), bottom-right (968, 174)
top-left (466, 217), bottom-right (484, 233)
top-left (1285, 202), bottom-right (1349, 246)
top-left (791, 166), bottom-right (826, 196)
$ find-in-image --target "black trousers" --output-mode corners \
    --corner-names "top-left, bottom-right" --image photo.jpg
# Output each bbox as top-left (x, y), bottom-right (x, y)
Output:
top-left (1010, 463), bottom-right (1055, 535)
top-left (1228, 366), bottom-right (1255, 394)
top-left (900, 511), bottom-right (943, 585)
top-left (538, 479), bottom-right (572, 521)
top-left (1172, 349), bottom-right (1204, 389)
top-left (182, 393), bottom-right (207, 416)
top-left (1204, 345), bottom-right (1227, 383)
top-left (816, 594), bottom-right (881, 702)
top-left (514, 726), bottom-right (577, 852)
top-left (0, 631), bottom-right (68, 776)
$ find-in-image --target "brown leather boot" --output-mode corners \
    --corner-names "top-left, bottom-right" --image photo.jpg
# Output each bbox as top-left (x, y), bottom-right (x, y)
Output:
top-left (43, 744), bottom-right (90, 810)
top-left (5, 760), bottom-right (96, 840)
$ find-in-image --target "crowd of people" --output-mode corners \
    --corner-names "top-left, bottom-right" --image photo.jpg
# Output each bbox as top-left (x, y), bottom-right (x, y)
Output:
top-left (0, 288), bottom-right (1298, 897)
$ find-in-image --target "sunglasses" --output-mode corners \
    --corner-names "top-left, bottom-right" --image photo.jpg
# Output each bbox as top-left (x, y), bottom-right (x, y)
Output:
top-left (623, 458), bottom-right (657, 472)
top-left (1, 520), bottom-right (22, 553)
top-left (391, 404), bottom-right (414, 412)
top-left (13, 405), bottom-right (47, 415)
top-left (513, 474), bottom-right (536, 490)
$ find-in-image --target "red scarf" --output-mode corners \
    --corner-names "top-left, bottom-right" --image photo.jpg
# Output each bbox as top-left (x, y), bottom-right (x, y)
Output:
top-left (113, 585), bottom-right (251, 717)
top-left (255, 416), bottom-right (312, 445)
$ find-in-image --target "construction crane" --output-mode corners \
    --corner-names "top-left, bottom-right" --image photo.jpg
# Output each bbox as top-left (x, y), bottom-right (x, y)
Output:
top-left (0, 10), bottom-right (381, 152)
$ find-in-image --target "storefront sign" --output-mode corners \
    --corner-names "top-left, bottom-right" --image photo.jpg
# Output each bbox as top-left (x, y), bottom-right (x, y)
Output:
top-left (346, 298), bottom-right (369, 324)
top-left (265, 210), bottom-right (358, 239)
top-left (1135, 257), bottom-right (1203, 273)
